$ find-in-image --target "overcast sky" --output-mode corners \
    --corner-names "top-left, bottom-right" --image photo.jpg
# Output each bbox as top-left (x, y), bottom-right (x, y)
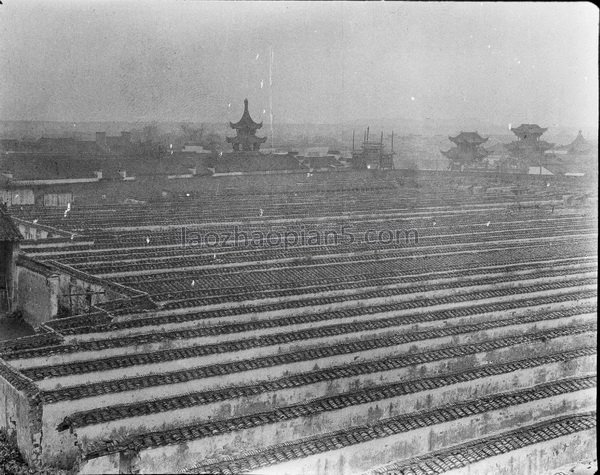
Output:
top-left (0, 1), bottom-right (597, 127)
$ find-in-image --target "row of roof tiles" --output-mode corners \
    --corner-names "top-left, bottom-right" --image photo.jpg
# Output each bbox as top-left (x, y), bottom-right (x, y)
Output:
top-left (57, 322), bottom-right (596, 429)
top-left (20, 297), bottom-right (596, 381)
top-left (364, 412), bottom-right (596, 475)
top-left (84, 371), bottom-right (596, 459)
top-left (40, 318), bottom-right (595, 405)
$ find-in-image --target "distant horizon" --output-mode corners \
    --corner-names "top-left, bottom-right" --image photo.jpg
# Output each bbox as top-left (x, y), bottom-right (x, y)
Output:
top-left (0, 118), bottom-right (596, 137)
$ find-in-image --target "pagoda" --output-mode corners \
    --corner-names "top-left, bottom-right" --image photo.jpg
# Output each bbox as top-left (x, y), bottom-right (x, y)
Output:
top-left (441, 132), bottom-right (489, 170)
top-left (505, 124), bottom-right (554, 164)
top-left (567, 130), bottom-right (591, 155)
top-left (226, 99), bottom-right (267, 152)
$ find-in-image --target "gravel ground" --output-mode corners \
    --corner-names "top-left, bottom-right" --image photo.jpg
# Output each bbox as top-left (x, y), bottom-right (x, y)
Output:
top-left (0, 430), bottom-right (33, 475)
top-left (0, 430), bottom-right (69, 475)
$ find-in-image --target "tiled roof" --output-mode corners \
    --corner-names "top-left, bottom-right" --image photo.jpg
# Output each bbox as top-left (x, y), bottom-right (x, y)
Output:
top-left (229, 99), bottom-right (263, 130)
top-left (57, 322), bottom-right (595, 430)
top-left (449, 132), bottom-right (488, 145)
top-left (85, 371), bottom-right (596, 463)
top-left (7, 292), bottom-right (594, 363)
top-left (187, 395), bottom-right (596, 474)
top-left (46, 278), bottom-right (597, 337)
top-left (0, 206), bottom-right (23, 241)
top-left (511, 124), bottom-right (548, 136)
top-left (41, 318), bottom-right (596, 405)
top-left (364, 412), bottom-right (597, 475)
top-left (20, 297), bottom-right (596, 380)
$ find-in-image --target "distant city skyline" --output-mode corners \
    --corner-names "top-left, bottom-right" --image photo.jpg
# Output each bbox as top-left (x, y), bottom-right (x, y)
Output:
top-left (0, 1), bottom-right (598, 128)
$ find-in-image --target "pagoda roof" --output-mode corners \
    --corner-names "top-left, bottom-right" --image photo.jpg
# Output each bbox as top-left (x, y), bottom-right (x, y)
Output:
top-left (449, 132), bottom-right (488, 145)
top-left (229, 99), bottom-right (263, 130)
top-left (441, 146), bottom-right (488, 162)
top-left (510, 124), bottom-right (547, 136)
top-left (0, 205), bottom-right (24, 241)
top-left (569, 131), bottom-right (590, 150)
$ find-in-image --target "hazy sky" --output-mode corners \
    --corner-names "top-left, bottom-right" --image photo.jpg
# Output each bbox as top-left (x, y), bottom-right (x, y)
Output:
top-left (0, 1), bottom-right (597, 127)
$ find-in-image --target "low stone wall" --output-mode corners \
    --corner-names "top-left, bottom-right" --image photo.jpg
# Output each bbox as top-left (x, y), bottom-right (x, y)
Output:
top-left (0, 358), bottom-right (43, 468)
top-left (16, 262), bottom-right (59, 327)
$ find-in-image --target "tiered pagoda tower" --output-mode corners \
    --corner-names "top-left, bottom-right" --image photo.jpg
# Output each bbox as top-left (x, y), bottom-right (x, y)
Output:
top-left (441, 132), bottom-right (489, 170)
top-left (505, 124), bottom-right (554, 164)
top-left (226, 99), bottom-right (267, 152)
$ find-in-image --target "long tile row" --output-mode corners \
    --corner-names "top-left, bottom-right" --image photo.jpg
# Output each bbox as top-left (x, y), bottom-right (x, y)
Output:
top-left (191, 411), bottom-right (598, 475)
top-left (83, 371), bottom-right (596, 460)
top-left (5, 291), bottom-right (596, 365)
top-left (19, 299), bottom-right (596, 380)
top-left (45, 282), bottom-right (598, 338)
top-left (363, 413), bottom-right (597, 475)
top-left (40, 319), bottom-right (596, 405)
top-left (56, 322), bottom-right (596, 429)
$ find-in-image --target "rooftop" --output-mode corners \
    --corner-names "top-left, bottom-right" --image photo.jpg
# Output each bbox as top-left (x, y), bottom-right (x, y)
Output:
top-left (229, 98), bottom-right (263, 130)
top-left (0, 205), bottom-right (23, 241)
top-left (511, 124), bottom-right (548, 137)
top-left (449, 132), bottom-right (488, 145)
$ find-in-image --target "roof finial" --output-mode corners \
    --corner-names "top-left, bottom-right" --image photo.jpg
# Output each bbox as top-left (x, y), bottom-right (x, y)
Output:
top-left (244, 98), bottom-right (249, 112)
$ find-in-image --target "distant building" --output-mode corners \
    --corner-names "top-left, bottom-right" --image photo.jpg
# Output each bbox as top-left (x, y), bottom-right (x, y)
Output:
top-left (441, 132), bottom-right (489, 171)
top-left (505, 124), bottom-right (554, 166)
top-left (543, 130), bottom-right (596, 176)
top-left (226, 99), bottom-right (267, 152)
top-left (567, 131), bottom-right (592, 155)
top-left (96, 131), bottom-right (132, 154)
top-left (352, 128), bottom-right (395, 170)
top-left (181, 144), bottom-right (212, 155)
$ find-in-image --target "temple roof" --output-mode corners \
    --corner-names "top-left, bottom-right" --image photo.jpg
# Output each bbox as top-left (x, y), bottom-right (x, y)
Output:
top-left (226, 135), bottom-right (267, 144)
top-left (510, 124), bottom-right (547, 137)
top-left (505, 140), bottom-right (555, 154)
top-left (0, 205), bottom-right (23, 241)
top-left (441, 146), bottom-right (488, 162)
top-left (569, 131), bottom-right (591, 153)
top-left (449, 132), bottom-right (488, 145)
top-left (229, 99), bottom-right (263, 130)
